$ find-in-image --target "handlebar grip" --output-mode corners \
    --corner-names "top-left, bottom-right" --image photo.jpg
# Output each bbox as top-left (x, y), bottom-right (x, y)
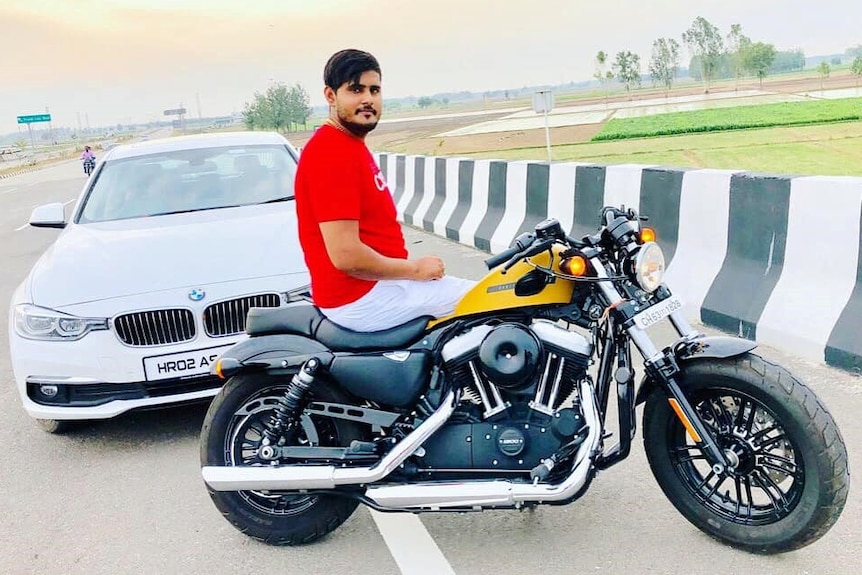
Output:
top-left (485, 245), bottom-right (521, 269)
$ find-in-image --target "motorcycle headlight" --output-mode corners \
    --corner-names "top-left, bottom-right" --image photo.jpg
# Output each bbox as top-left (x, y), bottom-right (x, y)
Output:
top-left (14, 304), bottom-right (109, 341)
top-left (632, 242), bottom-right (665, 293)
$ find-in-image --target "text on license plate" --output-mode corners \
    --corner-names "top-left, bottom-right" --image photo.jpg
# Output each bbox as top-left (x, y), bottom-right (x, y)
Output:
top-left (143, 345), bottom-right (234, 381)
top-left (632, 295), bottom-right (683, 330)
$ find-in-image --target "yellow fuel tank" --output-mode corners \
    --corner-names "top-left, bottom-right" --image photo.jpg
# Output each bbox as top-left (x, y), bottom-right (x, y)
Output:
top-left (428, 245), bottom-right (574, 328)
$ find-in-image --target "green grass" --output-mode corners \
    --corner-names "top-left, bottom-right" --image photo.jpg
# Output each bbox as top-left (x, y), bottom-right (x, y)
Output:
top-left (460, 121), bottom-right (862, 177)
top-left (593, 97), bottom-right (862, 141)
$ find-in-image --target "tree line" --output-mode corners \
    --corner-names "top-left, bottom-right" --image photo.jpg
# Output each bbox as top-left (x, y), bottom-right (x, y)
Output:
top-left (241, 19), bottom-right (862, 129)
top-left (596, 16), bottom-right (862, 96)
top-left (242, 83), bottom-right (313, 133)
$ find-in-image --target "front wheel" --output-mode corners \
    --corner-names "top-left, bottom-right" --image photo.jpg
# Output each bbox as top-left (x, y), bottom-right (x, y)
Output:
top-left (200, 373), bottom-right (367, 545)
top-left (643, 353), bottom-right (849, 553)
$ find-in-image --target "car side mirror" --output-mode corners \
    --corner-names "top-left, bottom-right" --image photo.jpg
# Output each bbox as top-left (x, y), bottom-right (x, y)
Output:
top-left (29, 203), bottom-right (67, 229)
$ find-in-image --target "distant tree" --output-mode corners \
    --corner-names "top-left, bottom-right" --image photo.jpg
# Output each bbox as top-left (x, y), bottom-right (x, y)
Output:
top-left (243, 82), bottom-right (311, 133)
top-left (613, 50), bottom-right (641, 94)
top-left (770, 49), bottom-right (806, 73)
top-left (442, 97), bottom-right (450, 106)
top-left (851, 56), bottom-right (862, 87)
top-left (649, 38), bottom-right (681, 93)
top-left (682, 16), bottom-right (724, 93)
top-left (831, 57), bottom-right (842, 66)
top-left (417, 96), bottom-right (434, 109)
top-left (594, 50), bottom-right (610, 101)
top-left (726, 24), bottom-right (751, 88)
top-left (742, 42), bottom-right (777, 88)
top-left (846, 45), bottom-right (862, 59)
top-left (818, 61), bottom-right (831, 91)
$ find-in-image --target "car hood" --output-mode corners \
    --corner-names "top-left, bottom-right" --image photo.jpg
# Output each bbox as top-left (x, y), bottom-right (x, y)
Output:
top-left (29, 204), bottom-right (308, 308)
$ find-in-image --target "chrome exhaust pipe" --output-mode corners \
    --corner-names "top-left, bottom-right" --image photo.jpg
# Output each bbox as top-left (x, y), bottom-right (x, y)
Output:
top-left (202, 390), bottom-right (457, 492)
top-left (363, 378), bottom-right (601, 509)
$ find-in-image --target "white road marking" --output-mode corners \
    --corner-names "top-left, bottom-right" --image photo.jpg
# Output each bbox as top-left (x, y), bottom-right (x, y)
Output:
top-left (370, 511), bottom-right (456, 575)
top-left (1, 187), bottom-right (17, 194)
top-left (64, 198), bottom-right (76, 205)
top-left (14, 223), bottom-right (29, 231)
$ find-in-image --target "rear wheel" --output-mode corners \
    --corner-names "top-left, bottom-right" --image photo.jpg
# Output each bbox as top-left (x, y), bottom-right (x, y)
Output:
top-left (201, 374), bottom-right (367, 545)
top-left (643, 353), bottom-right (849, 553)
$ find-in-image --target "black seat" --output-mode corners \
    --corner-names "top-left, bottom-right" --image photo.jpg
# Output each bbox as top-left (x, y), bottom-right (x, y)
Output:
top-left (245, 305), bottom-right (431, 352)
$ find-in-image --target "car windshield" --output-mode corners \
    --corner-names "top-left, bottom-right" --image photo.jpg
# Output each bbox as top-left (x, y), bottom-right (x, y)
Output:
top-left (76, 144), bottom-right (296, 223)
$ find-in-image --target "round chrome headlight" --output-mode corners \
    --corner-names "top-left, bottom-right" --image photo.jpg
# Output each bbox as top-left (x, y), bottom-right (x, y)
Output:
top-left (633, 242), bottom-right (665, 293)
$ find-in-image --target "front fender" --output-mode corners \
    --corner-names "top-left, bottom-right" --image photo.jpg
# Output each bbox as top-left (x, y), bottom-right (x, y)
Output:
top-left (634, 336), bottom-right (757, 405)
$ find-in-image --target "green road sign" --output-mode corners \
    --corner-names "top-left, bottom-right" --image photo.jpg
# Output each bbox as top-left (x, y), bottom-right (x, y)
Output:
top-left (17, 114), bottom-right (52, 124)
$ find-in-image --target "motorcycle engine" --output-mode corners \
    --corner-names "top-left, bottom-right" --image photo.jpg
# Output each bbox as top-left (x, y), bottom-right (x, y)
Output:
top-left (441, 320), bottom-right (593, 418)
top-left (412, 321), bottom-right (593, 475)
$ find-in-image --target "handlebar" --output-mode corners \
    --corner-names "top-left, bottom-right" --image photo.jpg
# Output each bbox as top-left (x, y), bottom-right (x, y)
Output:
top-left (484, 232), bottom-right (535, 269)
top-left (485, 245), bottom-right (522, 269)
top-left (501, 238), bottom-right (555, 272)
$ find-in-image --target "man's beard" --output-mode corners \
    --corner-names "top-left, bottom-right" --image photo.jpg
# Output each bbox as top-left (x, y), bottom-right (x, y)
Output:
top-left (338, 107), bottom-right (379, 137)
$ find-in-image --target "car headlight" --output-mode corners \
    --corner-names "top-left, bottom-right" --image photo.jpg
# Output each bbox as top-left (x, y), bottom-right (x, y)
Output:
top-left (632, 242), bottom-right (665, 293)
top-left (14, 304), bottom-right (109, 341)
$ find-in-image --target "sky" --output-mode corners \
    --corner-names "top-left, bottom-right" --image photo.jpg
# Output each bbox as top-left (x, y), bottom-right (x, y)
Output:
top-left (1, 0), bottom-right (861, 135)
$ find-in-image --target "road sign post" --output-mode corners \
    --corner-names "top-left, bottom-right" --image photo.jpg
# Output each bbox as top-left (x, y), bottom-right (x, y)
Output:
top-left (532, 90), bottom-right (554, 162)
top-left (17, 114), bottom-right (52, 149)
top-left (164, 107), bottom-right (187, 132)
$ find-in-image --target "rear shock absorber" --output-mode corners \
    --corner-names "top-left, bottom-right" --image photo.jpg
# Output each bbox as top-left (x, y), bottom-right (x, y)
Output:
top-left (261, 357), bottom-right (322, 450)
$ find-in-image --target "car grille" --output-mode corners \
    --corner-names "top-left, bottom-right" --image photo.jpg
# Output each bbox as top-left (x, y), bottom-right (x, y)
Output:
top-left (114, 309), bottom-right (196, 346)
top-left (204, 293), bottom-right (282, 337)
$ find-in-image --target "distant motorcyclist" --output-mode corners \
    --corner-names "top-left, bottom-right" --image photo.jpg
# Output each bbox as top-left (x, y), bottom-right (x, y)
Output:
top-left (81, 145), bottom-right (96, 175)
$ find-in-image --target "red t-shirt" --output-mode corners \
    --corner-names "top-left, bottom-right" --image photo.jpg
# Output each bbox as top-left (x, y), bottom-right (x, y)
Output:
top-left (295, 124), bottom-right (407, 308)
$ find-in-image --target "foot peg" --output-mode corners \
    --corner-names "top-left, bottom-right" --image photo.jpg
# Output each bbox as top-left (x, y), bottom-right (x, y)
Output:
top-left (347, 440), bottom-right (378, 455)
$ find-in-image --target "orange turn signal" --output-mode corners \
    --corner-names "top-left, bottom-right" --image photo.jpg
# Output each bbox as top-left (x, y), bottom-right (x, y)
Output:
top-left (560, 255), bottom-right (588, 276)
top-left (640, 227), bottom-right (656, 243)
top-left (214, 359), bottom-right (226, 380)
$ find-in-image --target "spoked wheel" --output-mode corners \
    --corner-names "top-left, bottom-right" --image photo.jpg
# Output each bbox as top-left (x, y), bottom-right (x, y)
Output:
top-left (643, 353), bottom-right (849, 554)
top-left (201, 374), bottom-right (367, 545)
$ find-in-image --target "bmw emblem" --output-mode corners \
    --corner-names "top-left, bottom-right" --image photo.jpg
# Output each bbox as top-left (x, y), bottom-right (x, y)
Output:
top-left (188, 288), bottom-right (206, 302)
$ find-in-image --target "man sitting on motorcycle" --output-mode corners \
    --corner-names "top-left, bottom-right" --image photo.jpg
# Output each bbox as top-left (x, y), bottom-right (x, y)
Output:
top-left (295, 49), bottom-right (474, 332)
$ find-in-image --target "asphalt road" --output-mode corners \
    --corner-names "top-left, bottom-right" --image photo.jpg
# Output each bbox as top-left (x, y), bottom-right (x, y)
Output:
top-left (0, 161), bottom-right (859, 575)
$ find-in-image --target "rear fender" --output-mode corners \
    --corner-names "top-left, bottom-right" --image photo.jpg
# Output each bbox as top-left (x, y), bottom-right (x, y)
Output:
top-left (214, 334), bottom-right (333, 378)
top-left (634, 336), bottom-right (757, 405)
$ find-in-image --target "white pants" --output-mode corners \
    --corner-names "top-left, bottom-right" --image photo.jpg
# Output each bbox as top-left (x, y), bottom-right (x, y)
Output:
top-left (320, 276), bottom-right (476, 332)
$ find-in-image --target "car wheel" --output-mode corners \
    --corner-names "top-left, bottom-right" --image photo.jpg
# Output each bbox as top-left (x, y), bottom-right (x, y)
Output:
top-left (35, 419), bottom-right (78, 434)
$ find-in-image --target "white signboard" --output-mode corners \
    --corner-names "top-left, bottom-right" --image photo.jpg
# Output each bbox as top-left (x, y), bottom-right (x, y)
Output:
top-left (532, 90), bottom-right (555, 114)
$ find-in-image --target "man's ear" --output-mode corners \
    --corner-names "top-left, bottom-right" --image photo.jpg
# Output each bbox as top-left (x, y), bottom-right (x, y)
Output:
top-left (324, 86), bottom-right (336, 105)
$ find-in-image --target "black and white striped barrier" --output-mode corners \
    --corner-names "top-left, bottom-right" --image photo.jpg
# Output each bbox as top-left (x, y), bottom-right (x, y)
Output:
top-left (376, 153), bottom-right (862, 373)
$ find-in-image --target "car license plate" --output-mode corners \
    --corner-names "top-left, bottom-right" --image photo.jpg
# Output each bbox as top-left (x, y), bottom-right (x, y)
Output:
top-left (143, 345), bottom-right (234, 382)
top-left (632, 295), bottom-right (683, 330)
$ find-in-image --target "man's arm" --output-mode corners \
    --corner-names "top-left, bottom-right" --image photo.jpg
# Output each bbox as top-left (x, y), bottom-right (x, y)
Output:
top-left (319, 220), bottom-right (444, 281)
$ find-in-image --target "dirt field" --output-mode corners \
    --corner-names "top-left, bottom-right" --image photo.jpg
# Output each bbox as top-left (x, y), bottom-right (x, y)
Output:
top-left (286, 69), bottom-right (862, 159)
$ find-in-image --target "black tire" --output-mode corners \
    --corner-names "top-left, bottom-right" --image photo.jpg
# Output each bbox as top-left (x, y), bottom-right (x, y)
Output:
top-left (200, 373), bottom-right (367, 545)
top-left (642, 353), bottom-right (849, 554)
top-left (35, 418), bottom-right (78, 434)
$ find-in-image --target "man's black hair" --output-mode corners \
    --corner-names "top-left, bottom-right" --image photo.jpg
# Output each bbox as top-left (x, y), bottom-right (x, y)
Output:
top-left (324, 49), bottom-right (381, 91)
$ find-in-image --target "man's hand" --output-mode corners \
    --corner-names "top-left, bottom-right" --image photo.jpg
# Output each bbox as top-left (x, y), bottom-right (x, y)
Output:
top-left (413, 256), bottom-right (444, 281)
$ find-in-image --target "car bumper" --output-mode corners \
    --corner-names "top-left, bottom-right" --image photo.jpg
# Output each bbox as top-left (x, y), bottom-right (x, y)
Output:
top-left (10, 328), bottom-right (242, 421)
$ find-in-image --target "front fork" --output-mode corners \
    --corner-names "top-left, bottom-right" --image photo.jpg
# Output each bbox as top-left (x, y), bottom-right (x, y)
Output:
top-left (591, 257), bottom-right (731, 473)
top-left (628, 312), bottom-right (730, 474)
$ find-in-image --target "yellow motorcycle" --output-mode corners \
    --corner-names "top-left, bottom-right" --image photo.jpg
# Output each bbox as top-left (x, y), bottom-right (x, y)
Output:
top-left (200, 205), bottom-right (848, 553)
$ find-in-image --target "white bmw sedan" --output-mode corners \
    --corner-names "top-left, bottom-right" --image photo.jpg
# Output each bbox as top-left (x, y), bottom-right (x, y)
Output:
top-left (8, 131), bottom-right (309, 432)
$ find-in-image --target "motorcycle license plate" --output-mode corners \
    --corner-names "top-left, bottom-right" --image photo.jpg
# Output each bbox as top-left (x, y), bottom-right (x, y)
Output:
top-left (632, 295), bottom-right (683, 330)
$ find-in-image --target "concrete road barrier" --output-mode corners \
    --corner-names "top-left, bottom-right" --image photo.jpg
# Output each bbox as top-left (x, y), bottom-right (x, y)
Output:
top-left (377, 152), bottom-right (862, 372)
